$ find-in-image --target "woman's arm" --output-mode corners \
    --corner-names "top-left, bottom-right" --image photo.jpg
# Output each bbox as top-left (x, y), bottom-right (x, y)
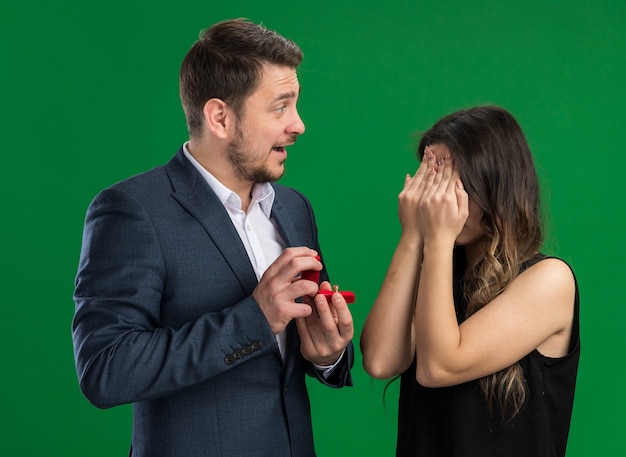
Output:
top-left (361, 235), bottom-right (422, 379)
top-left (361, 152), bottom-right (437, 379)
top-left (415, 255), bottom-right (575, 387)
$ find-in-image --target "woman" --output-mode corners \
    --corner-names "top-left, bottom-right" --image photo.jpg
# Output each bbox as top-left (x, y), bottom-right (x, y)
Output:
top-left (360, 106), bottom-right (579, 457)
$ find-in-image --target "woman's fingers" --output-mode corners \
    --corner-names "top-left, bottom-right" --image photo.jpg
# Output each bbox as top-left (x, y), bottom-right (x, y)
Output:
top-left (404, 147), bottom-right (436, 192)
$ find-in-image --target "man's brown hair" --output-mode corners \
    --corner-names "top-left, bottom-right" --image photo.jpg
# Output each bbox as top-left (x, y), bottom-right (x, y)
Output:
top-left (180, 19), bottom-right (303, 138)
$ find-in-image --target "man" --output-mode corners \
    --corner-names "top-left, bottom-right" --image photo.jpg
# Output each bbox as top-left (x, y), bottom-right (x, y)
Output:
top-left (72, 19), bottom-right (354, 457)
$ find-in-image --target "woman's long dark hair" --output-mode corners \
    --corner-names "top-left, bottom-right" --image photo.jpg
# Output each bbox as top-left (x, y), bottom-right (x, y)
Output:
top-left (418, 106), bottom-right (543, 423)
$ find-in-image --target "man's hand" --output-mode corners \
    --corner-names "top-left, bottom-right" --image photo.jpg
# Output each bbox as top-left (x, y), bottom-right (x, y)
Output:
top-left (296, 281), bottom-right (354, 366)
top-left (252, 247), bottom-right (321, 334)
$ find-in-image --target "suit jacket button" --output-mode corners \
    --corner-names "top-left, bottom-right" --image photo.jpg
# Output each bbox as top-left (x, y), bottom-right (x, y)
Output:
top-left (224, 355), bottom-right (235, 365)
top-left (233, 350), bottom-right (244, 359)
top-left (243, 345), bottom-right (253, 355)
top-left (251, 341), bottom-right (261, 350)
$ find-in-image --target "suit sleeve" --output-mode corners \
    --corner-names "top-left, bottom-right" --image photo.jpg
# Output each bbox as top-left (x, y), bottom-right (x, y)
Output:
top-left (72, 188), bottom-right (278, 409)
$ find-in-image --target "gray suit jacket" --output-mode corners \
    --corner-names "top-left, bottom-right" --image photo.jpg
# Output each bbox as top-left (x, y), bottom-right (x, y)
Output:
top-left (72, 147), bottom-right (353, 457)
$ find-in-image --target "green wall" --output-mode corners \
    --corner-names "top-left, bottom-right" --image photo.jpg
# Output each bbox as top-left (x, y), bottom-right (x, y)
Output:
top-left (1, 0), bottom-right (624, 455)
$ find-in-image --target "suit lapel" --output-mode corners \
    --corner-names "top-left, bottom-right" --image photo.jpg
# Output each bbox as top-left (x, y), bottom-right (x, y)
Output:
top-left (270, 189), bottom-right (301, 248)
top-left (271, 191), bottom-right (309, 379)
top-left (164, 148), bottom-right (258, 295)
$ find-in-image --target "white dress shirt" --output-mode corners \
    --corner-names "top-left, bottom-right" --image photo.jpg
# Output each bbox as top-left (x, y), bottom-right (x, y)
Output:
top-left (183, 144), bottom-right (343, 374)
top-left (183, 144), bottom-right (290, 358)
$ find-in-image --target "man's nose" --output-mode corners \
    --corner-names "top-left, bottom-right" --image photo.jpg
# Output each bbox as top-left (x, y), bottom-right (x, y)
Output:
top-left (288, 109), bottom-right (305, 135)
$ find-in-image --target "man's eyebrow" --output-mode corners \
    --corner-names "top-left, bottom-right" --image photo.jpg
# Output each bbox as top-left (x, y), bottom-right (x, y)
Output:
top-left (274, 88), bottom-right (302, 102)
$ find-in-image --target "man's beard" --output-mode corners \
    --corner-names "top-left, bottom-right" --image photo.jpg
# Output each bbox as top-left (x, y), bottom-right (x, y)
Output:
top-left (226, 124), bottom-right (289, 183)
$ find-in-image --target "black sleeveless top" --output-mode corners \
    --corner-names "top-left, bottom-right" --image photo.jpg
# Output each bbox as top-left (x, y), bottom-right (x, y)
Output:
top-left (396, 255), bottom-right (580, 457)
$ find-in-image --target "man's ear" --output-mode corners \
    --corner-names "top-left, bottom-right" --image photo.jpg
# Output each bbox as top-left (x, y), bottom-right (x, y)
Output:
top-left (202, 98), bottom-right (232, 139)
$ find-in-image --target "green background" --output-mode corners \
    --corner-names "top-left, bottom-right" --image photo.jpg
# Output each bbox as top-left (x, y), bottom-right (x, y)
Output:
top-left (1, 0), bottom-right (624, 455)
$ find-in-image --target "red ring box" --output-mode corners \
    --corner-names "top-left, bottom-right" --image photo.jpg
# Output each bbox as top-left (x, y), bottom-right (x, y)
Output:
top-left (301, 256), bottom-right (356, 304)
top-left (318, 290), bottom-right (356, 304)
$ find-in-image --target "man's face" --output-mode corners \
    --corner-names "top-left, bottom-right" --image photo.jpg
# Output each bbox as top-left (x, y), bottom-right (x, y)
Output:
top-left (226, 63), bottom-right (305, 183)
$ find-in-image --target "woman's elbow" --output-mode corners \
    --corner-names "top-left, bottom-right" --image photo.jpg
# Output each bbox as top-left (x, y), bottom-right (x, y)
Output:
top-left (363, 358), bottom-right (396, 380)
top-left (415, 362), bottom-right (456, 388)
top-left (362, 349), bottom-right (409, 380)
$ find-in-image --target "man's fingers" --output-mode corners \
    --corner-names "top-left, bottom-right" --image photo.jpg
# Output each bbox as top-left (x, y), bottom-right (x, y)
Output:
top-left (269, 247), bottom-right (320, 280)
top-left (331, 293), bottom-right (355, 338)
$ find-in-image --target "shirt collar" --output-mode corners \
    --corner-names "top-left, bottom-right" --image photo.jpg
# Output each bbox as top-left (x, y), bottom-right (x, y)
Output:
top-left (183, 142), bottom-right (275, 217)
